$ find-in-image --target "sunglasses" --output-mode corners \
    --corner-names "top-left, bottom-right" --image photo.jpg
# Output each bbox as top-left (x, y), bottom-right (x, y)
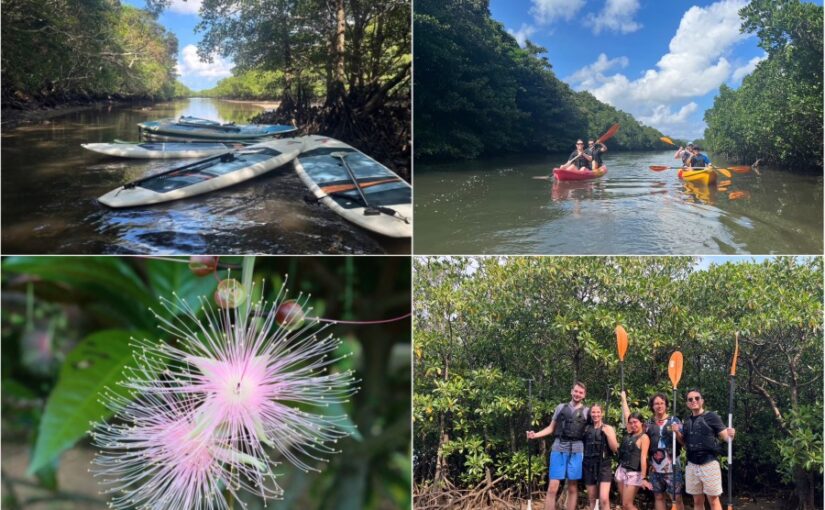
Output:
top-left (687, 396), bottom-right (702, 402)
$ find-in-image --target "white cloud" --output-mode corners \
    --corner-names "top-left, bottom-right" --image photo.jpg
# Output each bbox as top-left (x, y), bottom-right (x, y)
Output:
top-left (167, 0), bottom-right (201, 15)
top-left (176, 44), bottom-right (233, 80)
top-left (731, 55), bottom-right (767, 83)
top-left (588, 0), bottom-right (642, 35)
top-left (565, 0), bottom-right (751, 138)
top-left (508, 24), bottom-right (537, 47)
top-left (530, 0), bottom-right (586, 25)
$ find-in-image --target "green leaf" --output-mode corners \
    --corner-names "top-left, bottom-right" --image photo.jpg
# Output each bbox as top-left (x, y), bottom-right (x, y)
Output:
top-left (144, 258), bottom-right (216, 318)
top-left (28, 329), bottom-right (148, 474)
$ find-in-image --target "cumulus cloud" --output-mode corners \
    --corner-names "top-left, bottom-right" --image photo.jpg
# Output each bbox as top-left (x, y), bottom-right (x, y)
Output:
top-left (508, 24), bottom-right (537, 47)
top-left (731, 54), bottom-right (767, 83)
top-left (530, 0), bottom-right (586, 25)
top-left (565, 0), bottom-right (751, 137)
top-left (167, 0), bottom-right (201, 15)
top-left (176, 44), bottom-right (233, 80)
top-left (589, 0), bottom-right (642, 35)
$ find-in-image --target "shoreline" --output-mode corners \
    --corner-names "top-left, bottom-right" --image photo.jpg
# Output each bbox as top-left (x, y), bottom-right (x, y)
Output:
top-left (1, 98), bottom-right (156, 132)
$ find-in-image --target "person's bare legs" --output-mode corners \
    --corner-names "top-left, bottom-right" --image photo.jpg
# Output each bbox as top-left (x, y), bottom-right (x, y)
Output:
top-left (586, 484), bottom-right (598, 510)
top-left (545, 479), bottom-right (561, 510)
top-left (599, 481), bottom-right (611, 510)
top-left (692, 494), bottom-right (706, 510)
top-left (565, 482), bottom-right (578, 510)
top-left (621, 484), bottom-right (639, 510)
top-left (706, 495), bottom-right (722, 510)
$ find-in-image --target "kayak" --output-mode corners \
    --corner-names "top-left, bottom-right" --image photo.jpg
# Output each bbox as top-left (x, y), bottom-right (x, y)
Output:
top-left (294, 135), bottom-right (411, 238)
top-left (98, 138), bottom-right (303, 208)
top-left (679, 167), bottom-right (717, 185)
top-left (81, 141), bottom-right (249, 159)
top-left (553, 166), bottom-right (607, 181)
top-left (138, 117), bottom-right (297, 141)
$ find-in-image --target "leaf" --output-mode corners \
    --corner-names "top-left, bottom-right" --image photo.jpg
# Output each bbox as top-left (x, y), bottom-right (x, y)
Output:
top-left (28, 329), bottom-right (148, 474)
top-left (144, 258), bottom-right (216, 318)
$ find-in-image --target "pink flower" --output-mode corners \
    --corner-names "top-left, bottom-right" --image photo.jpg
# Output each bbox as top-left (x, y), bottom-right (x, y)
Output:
top-left (93, 281), bottom-right (358, 508)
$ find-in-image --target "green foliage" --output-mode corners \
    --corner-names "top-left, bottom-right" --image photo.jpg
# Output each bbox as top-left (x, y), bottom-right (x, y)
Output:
top-left (2, 0), bottom-right (180, 103)
top-left (28, 329), bottom-right (147, 474)
top-left (200, 69), bottom-right (300, 99)
top-left (704, 1), bottom-right (823, 170)
top-left (414, 257), bottom-right (822, 500)
top-left (413, 0), bottom-right (670, 161)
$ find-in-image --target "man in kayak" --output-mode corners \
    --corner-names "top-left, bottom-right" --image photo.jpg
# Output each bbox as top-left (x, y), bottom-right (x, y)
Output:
top-left (562, 140), bottom-right (594, 171)
top-left (645, 393), bottom-right (684, 510)
top-left (586, 139), bottom-right (608, 170)
top-left (672, 389), bottom-right (735, 510)
top-left (675, 143), bottom-right (694, 166)
top-left (687, 147), bottom-right (711, 169)
top-left (527, 381), bottom-right (590, 510)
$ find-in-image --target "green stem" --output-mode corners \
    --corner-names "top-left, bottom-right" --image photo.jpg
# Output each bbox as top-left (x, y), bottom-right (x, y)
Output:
top-left (241, 256), bottom-right (256, 319)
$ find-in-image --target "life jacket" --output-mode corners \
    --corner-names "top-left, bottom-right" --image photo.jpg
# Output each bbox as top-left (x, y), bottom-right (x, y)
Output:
top-left (645, 417), bottom-right (681, 458)
top-left (683, 413), bottom-right (720, 457)
top-left (619, 433), bottom-right (643, 472)
top-left (583, 425), bottom-right (610, 461)
top-left (557, 404), bottom-right (588, 440)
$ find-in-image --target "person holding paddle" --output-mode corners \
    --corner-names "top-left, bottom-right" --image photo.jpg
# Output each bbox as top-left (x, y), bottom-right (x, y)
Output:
top-left (644, 393), bottom-right (684, 510)
top-left (561, 140), bottom-right (594, 171)
top-left (687, 147), bottom-right (711, 169)
top-left (672, 389), bottom-right (736, 510)
top-left (675, 143), bottom-right (694, 166)
top-left (586, 139), bottom-right (608, 170)
top-left (582, 402), bottom-right (619, 510)
top-left (526, 381), bottom-right (589, 510)
top-left (619, 391), bottom-right (651, 510)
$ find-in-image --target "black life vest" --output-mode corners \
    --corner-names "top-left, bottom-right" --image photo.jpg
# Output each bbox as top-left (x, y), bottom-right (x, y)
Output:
top-left (683, 413), bottom-right (720, 458)
top-left (619, 433), bottom-right (643, 472)
top-left (645, 417), bottom-right (681, 458)
top-left (583, 425), bottom-right (610, 461)
top-left (557, 404), bottom-right (588, 440)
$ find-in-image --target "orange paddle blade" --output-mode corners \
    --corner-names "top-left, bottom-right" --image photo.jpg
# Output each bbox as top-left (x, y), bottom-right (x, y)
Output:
top-left (320, 178), bottom-right (400, 194)
top-left (668, 351), bottom-right (684, 389)
top-left (597, 124), bottom-right (620, 144)
top-left (729, 191), bottom-right (750, 200)
top-left (649, 165), bottom-right (670, 172)
top-left (718, 180), bottom-right (732, 187)
top-left (660, 136), bottom-right (675, 146)
top-left (728, 165), bottom-right (751, 174)
top-left (715, 167), bottom-right (733, 178)
top-left (731, 333), bottom-right (740, 376)
top-left (616, 325), bottom-right (628, 361)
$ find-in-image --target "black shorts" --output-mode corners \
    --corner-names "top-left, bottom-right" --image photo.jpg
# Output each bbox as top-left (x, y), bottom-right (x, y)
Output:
top-left (583, 459), bottom-right (613, 485)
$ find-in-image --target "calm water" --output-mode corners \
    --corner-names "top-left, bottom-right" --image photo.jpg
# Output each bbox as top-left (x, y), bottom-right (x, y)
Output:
top-left (2, 98), bottom-right (409, 254)
top-left (414, 151), bottom-right (823, 254)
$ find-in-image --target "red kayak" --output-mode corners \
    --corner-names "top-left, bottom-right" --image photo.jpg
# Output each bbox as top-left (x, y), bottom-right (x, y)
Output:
top-left (553, 166), bottom-right (607, 181)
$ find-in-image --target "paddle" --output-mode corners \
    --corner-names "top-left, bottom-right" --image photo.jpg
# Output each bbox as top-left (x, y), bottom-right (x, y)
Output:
top-left (549, 123), bottom-right (621, 176)
top-left (527, 378), bottom-right (534, 510)
top-left (668, 352), bottom-right (684, 510)
top-left (329, 151), bottom-right (410, 222)
top-left (649, 165), bottom-right (748, 176)
top-left (660, 136), bottom-right (675, 146)
top-left (728, 333), bottom-right (739, 510)
top-left (616, 325), bottom-right (628, 428)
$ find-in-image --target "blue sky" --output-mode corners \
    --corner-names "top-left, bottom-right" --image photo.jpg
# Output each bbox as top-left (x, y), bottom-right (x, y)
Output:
top-left (490, 0), bottom-right (823, 141)
top-left (124, 0), bottom-right (234, 91)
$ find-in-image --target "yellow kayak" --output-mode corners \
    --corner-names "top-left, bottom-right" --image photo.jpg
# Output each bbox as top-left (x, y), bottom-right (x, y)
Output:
top-left (680, 167), bottom-right (717, 185)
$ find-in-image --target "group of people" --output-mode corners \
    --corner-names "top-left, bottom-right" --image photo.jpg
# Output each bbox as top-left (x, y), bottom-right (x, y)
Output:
top-left (561, 139), bottom-right (609, 172)
top-left (527, 382), bottom-right (735, 510)
top-left (675, 143), bottom-right (711, 168)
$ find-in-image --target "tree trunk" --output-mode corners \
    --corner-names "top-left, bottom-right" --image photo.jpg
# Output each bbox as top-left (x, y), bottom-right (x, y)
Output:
top-left (327, 0), bottom-right (346, 106)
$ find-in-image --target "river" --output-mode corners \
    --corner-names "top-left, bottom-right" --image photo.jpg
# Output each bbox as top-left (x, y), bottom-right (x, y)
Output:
top-left (413, 151), bottom-right (822, 254)
top-left (2, 98), bottom-right (409, 254)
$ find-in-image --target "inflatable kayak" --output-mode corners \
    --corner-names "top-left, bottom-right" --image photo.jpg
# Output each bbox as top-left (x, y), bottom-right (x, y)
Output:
top-left (82, 141), bottom-right (249, 159)
top-left (553, 166), bottom-right (607, 181)
top-left (138, 116), bottom-right (297, 141)
top-left (98, 138), bottom-right (303, 208)
top-left (294, 135), bottom-right (411, 238)
top-left (679, 167), bottom-right (717, 185)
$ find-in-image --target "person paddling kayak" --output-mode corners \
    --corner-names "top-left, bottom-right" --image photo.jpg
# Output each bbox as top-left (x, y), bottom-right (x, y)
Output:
top-left (586, 139), bottom-right (608, 170)
top-left (675, 143), bottom-right (694, 166)
top-left (527, 381), bottom-right (590, 510)
top-left (672, 389), bottom-right (736, 510)
top-left (561, 140), bottom-right (594, 171)
top-left (687, 147), bottom-right (711, 169)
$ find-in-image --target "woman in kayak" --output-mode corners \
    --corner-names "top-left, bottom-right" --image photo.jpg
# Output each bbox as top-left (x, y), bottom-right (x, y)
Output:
top-left (561, 140), bottom-right (594, 171)
top-left (583, 402), bottom-right (619, 510)
top-left (619, 391), bottom-right (651, 510)
top-left (586, 139), bottom-right (608, 170)
top-left (675, 143), bottom-right (694, 166)
top-left (687, 146), bottom-right (711, 168)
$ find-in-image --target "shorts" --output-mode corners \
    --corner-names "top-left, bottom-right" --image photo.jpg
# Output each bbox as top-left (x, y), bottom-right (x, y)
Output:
top-left (583, 459), bottom-right (612, 485)
top-left (550, 451), bottom-right (583, 481)
top-left (651, 470), bottom-right (684, 495)
top-left (614, 465), bottom-right (644, 487)
top-left (685, 461), bottom-right (723, 496)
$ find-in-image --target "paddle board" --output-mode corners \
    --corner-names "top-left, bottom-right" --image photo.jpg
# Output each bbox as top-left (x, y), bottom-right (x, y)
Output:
top-left (294, 135), bottom-right (411, 238)
top-left (138, 118), bottom-right (297, 140)
top-left (82, 141), bottom-right (248, 159)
